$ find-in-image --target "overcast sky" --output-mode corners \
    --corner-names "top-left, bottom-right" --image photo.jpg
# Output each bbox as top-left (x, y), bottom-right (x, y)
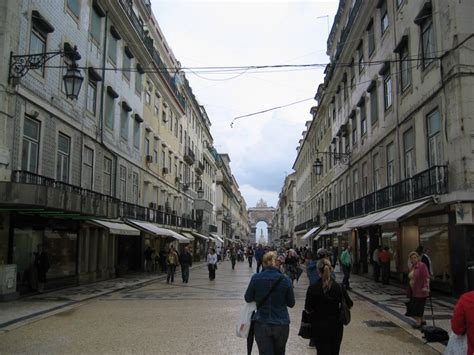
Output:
top-left (152, 0), bottom-right (338, 208)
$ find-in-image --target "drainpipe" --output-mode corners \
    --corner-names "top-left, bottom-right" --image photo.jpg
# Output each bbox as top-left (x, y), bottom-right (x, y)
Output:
top-left (391, 0), bottom-right (402, 184)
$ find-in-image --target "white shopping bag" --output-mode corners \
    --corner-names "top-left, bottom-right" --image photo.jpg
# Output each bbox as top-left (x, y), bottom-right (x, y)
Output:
top-left (236, 301), bottom-right (256, 338)
top-left (444, 333), bottom-right (467, 355)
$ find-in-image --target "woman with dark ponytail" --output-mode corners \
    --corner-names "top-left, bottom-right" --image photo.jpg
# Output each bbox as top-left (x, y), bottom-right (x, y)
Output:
top-left (304, 259), bottom-right (353, 354)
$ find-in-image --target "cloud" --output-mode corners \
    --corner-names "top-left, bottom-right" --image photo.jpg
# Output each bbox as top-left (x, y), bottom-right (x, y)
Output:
top-left (152, 0), bottom-right (338, 208)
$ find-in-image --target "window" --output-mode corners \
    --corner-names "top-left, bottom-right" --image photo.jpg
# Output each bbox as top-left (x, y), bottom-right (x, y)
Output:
top-left (170, 111), bottom-right (173, 132)
top-left (161, 150), bottom-right (166, 168)
top-left (400, 42), bottom-right (411, 91)
top-left (90, 4), bottom-right (103, 44)
top-left (358, 42), bottom-right (365, 73)
top-left (387, 143), bottom-right (395, 185)
top-left (421, 17), bottom-right (435, 68)
top-left (404, 128), bottom-right (415, 178)
top-left (119, 165), bottom-right (127, 201)
top-left (383, 66), bottom-right (393, 110)
top-left (350, 59), bottom-right (355, 89)
top-left (123, 48), bottom-right (132, 81)
top-left (154, 149), bottom-right (158, 164)
top-left (367, 21), bottom-right (375, 56)
top-left (427, 110), bottom-right (443, 166)
top-left (22, 117), bottom-right (40, 173)
top-left (29, 26), bottom-right (47, 77)
top-left (56, 133), bottom-right (70, 182)
top-left (103, 157), bottom-right (112, 196)
top-left (360, 101), bottom-right (367, 136)
top-left (86, 79), bottom-right (97, 115)
top-left (175, 117), bottom-right (179, 138)
top-left (373, 153), bottom-right (380, 190)
top-left (154, 93), bottom-right (160, 115)
top-left (162, 104), bottom-right (168, 122)
top-left (179, 124), bottom-right (183, 144)
top-left (353, 170), bottom-right (359, 199)
top-left (135, 71), bottom-right (142, 94)
top-left (66, 0), bottom-right (80, 18)
top-left (132, 172), bottom-right (139, 204)
top-left (352, 121), bottom-right (357, 146)
top-left (380, 0), bottom-right (389, 34)
top-left (362, 162), bottom-right (368, 195)
top-left (133, 120), bottom-right (140, 149)
top-left (82, 146), bottom-right (94, 190)
top-left (120, 107), bottom-right (129, 140)
top-left (105, 91), bottom-right (115, 129)
top-left (108, 28), bottom-right (119, 64)
top-left (369, 85), bottom-right (378, 125)
top-left (145, 137), bottom-right (150, 156)
top-left (346, 175), bottom-right (351, 202)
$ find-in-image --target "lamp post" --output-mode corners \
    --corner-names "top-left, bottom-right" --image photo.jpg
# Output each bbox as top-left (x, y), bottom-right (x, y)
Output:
top-left (177, 177), bottom-right (204, 198)
top-left (8, 43), bottom-right (83, 99)
top-left (313, 150), bottom-right (351, 175)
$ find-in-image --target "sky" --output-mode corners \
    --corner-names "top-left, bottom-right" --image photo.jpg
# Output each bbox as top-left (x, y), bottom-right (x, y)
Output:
top-left (152, 0), bottom-right (338, 208)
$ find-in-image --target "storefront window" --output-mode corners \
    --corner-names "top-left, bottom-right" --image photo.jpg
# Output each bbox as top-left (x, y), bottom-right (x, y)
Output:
top-left (13, 228), bottom-right (43, 283)
top-left (381, 231), bottom-right (398, 272)
top-left (44, 229), bottom-right (77, 278)
top-left (419, 224), bottom-right (450, 283)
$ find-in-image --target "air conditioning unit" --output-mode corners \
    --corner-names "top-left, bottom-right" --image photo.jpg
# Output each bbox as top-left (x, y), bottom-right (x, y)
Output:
top-left (149, 202), bottom-right (157, 209)
top-left (146, 155), bottom-right (153, 163)
top-left (162, 167), bottom-right (169, 175)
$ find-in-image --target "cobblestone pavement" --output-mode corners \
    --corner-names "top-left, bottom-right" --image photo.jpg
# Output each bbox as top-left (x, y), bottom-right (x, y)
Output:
top-left (0, 261), bottom-right (446, 354)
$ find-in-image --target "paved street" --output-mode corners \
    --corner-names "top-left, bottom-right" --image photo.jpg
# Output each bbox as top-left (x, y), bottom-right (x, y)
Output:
top-left (0, 260), bottom-right (448, 354)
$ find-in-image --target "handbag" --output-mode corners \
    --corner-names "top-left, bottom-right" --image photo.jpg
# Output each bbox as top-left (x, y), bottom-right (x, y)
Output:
top-left (340, 285), bottom-right (351, 326)
top-left (297, 310), bottom-right (312, 339)
top-left (444, 332), bottom-right (467, 355)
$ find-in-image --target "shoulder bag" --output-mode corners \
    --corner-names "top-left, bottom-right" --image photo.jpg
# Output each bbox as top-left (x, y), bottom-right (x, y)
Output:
top-left (339, 284), bottom-right (351, 326)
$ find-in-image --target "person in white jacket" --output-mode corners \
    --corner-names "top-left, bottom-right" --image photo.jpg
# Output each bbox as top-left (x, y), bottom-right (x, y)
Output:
top-left (207, 248), bottom-right (218, 280)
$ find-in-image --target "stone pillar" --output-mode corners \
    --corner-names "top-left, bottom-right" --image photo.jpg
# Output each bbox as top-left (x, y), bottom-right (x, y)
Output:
top-left (88, 228), bottom-right (97, 282)
top-left (108, 235), bottom-right (116, 277)
top-left (0, 212), bottom-right (10, 264)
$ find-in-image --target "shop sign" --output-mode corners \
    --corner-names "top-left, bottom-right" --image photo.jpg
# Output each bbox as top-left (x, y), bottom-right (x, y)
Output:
top-left (455, 203), bottom-right (473, 224)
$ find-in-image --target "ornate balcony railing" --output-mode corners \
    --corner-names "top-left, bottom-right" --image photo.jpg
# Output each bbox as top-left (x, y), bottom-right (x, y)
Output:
top-left (12, 170), bottom-right (119, 203)
top-left (294, 216), bottom-right (320, 232)
top-left (183, 147), bottom-right (195, 165)
top-left (324, 165), bottom-right (448, 223)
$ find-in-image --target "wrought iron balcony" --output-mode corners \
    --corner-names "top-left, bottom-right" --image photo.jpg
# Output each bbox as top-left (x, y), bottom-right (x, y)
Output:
top-left (7, 170), bottom-right (119, 218)
top-left (195, 161), bottom-right (204, 175)
top-left (325, 165), bottom-right (448, 223)
top-left (183, 147), bottom-right (195, 165)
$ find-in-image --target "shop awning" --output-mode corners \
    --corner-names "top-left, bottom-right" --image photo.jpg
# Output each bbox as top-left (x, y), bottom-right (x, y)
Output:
top-left (301, 226), bottom-right (319, 241)
top-left (181, 232), bottom-right (195, 241)
top-left (357, 209), bottom-right (395, 228)
top-left (126, 220), bottom-right (190, 242)
top-left (90, 219), bottom-right (140, 236)
top-left (210, 233), bottom-right (224, 243)
top-left (208, 235), bottom-right (216, 242)
top-left (318, 228), bottom-right (334, 237)
top-left (370, 199), bottom-right (432, 225)
top-left (191, 232), bottom-right (209, 241)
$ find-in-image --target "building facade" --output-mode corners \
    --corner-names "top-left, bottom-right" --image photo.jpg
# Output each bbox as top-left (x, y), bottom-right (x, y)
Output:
top-left (0, 0), bottom-right (245, 297)
top-left (283, 0), bottom-right (474, 295)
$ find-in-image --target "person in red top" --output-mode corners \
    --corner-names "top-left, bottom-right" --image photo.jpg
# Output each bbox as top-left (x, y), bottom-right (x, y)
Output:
top-left (378, 247), bottom-right (391, 285)
top-left (451, 290), bottom-right (474, 355)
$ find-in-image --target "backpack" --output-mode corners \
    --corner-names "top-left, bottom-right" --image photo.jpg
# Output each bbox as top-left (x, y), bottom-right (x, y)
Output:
top-left (422, 326), bottom-right (449, 343)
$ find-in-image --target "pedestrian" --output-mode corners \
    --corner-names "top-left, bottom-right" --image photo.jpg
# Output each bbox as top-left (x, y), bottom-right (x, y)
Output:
top-left (166, 245), bottom-right (179, 284)
top-left (285, 249), bottom-right (299, 285)
top-left (34, 244), bottom-right (50, 293)
top-left (159, 249), bottom-right (167, 273)
top-left (405, 251), bottom-right (430, 329)
top-left (179, 245), bottom-right (192, 283)
top-left (332, 246), bottom-right (339, 269)
top-left (255, 244), bottom-right (265, 273)
top-left (451, 290), bottom-right (474, 355)
top-left (304, 258), bottom-right (353, 355)
top-left (379, 247), bottom-right (391, 285)
top-left (247, 246), bottom-right (254, 268)
top-left (244, 251), bottom-right (295, 355)
top-left (340, 246), bottom-right (352, 290)
top-left (144, 244), bottom-right (154, 272)
top-left (230, 247), bottom-right (237, 270)
top-left (372, 246), bottom-right (381, 282)
top-left (207, 248), bottom-right (218, 280)
top-left (416, 245), bottom-right (433, 276)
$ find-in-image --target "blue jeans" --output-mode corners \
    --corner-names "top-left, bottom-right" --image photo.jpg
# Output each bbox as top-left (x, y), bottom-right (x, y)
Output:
top-left (181, 264), bottom-right (190, 282)
top-left (167, 264), bottom-right (176, 283)
top-left (254, 322), bottom-right (289, 355)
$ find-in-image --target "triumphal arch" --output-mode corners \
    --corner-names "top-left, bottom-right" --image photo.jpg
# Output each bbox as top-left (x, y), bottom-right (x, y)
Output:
top-left (248, 199), bottom-right (275, 244)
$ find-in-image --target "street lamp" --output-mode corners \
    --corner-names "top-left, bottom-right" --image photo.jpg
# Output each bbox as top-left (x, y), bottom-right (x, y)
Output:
top-left (177, 177), bottom-right (204, 198)
top-left (8, 43), bottom-right (83, 100)
top-left (313, 150), bottom-right (351, 176)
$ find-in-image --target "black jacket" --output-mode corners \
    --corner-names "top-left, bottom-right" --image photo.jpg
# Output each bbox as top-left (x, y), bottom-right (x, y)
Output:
top-left (179, 251), bottom-right (193, 266)
top-left (304, 281), bottom-right (353, 337)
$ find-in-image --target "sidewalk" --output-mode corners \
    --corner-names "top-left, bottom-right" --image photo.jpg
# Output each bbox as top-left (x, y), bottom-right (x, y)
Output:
top-left (345, 271), bottom-right (455, 354)
top-left (0, 263), bottom-right (205, 332)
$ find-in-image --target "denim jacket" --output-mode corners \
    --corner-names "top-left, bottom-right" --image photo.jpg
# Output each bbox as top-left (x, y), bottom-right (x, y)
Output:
top-left (244, 267), bottom-right (295, 325)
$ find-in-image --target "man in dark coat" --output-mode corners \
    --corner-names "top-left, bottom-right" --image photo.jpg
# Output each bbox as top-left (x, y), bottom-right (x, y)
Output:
top-left (179, 245), bottom-right (193, 283)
